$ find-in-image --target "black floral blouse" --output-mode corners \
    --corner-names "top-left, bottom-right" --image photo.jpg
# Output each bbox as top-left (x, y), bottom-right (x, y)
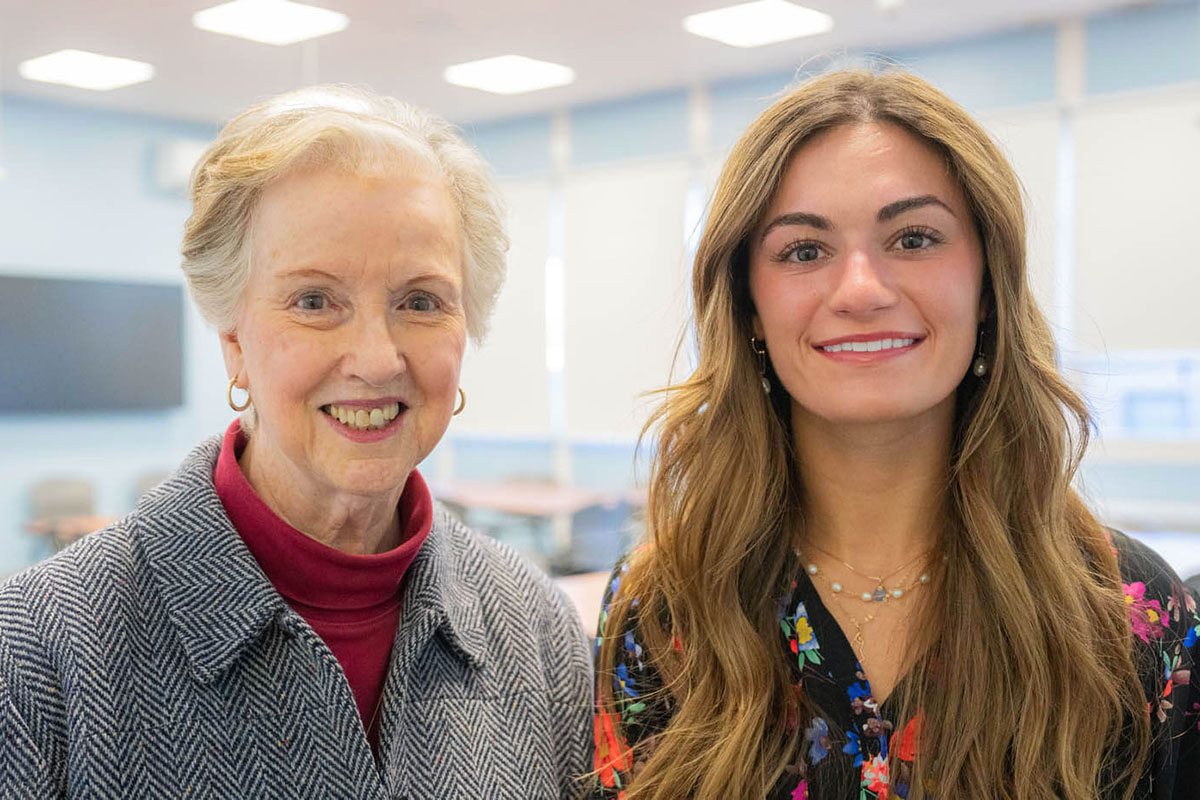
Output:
top-left (589, 530), bottom-right (1200, 799)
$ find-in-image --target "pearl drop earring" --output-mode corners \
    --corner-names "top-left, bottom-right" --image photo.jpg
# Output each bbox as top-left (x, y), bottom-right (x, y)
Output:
top-left (972, 325), bottom-right (988, 378)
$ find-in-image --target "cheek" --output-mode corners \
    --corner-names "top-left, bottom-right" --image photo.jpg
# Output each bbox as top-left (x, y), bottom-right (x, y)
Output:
top-left (249, 324), bottom-right (337, 403)
top-left (751, 273), bottom-right (821, 339)
top-left (409, 337), bottom-right (465, 402)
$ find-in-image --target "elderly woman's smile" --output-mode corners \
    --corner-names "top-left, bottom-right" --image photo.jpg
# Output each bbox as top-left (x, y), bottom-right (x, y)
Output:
top-left (321, 400), bottom-right (404, 433)
top-left (0, 86), bottom-right (594, 797)
top-left (221, 162), bottom-right (467, 549)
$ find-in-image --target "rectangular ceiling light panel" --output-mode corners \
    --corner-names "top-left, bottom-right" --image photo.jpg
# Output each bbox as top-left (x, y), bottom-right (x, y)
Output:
top-left (444, 55), bottom-right (575, 95)
top-left (193, 0), bottom-right (349, 46)
top-left (684, 0), bottom-right (833, 47)
top-left (19, 49), bottom-right (155, 91)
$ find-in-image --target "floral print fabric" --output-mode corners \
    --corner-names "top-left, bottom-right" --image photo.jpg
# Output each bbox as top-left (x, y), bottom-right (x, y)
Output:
top-left (590, 531), bottom-right (1200, 799)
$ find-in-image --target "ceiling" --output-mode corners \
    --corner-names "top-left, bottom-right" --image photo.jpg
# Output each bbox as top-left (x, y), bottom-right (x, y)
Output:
top-left (0, 0), bottom-right (1147, 127)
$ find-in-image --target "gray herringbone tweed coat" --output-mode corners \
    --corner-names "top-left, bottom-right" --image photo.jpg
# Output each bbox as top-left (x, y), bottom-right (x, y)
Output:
top-left (0, 436), bottom-right (593, 799)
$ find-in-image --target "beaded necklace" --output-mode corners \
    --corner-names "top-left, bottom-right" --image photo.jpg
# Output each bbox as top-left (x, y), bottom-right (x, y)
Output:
top-left (796, 545), bottom-right (935, 648)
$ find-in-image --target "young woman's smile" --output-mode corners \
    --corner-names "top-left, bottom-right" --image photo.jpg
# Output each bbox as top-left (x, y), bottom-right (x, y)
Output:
top-left (749, 122), bottom-right (985, 427)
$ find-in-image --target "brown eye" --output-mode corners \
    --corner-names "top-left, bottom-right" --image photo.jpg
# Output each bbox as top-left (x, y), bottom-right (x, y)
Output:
top-left (899, 232), bottom-right (932, 250)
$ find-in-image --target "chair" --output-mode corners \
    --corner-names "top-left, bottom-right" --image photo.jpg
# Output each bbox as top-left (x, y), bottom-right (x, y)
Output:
top-left (27, 478), bottom-right (97, 552)
top-left (556, 500), bottom-right (632, 575)
top-left (132, 469), bottom-right (172, 505)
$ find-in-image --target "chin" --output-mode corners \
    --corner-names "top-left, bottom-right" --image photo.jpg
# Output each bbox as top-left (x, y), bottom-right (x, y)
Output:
top-left (322, 462), bottom-right (413, 497)
top-left (798, 395), bottom-right (942, 427)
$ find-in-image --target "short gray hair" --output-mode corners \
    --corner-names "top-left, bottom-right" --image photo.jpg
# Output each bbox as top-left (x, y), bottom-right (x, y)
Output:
top-left (181, 85), bottom-right (508, 341)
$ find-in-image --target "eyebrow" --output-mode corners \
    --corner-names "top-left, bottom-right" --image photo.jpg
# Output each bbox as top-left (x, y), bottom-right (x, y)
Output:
top-left (759, 212), bottom-right (834, 242)
top-left (877, 194), bottom-right (955, 222)
top-left (275, 267), bottom-right (342, 283)
top-left (759, 194), bottom-right (957, 243)
top-left (276, 266), bottom-right (460, 293)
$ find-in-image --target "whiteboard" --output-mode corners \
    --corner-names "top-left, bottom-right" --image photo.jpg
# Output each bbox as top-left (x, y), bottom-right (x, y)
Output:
top-left (563, 160), bottom-right (693, 439)
top-left (454, 176), bottom-right (552, 436)
top-left (1074, 91), bottom-right (1200, 351)
top-left (976, 107), bottom-right (1061, 321)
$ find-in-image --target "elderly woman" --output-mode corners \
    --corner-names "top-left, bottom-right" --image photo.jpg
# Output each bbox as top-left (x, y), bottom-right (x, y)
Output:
top-left (591, 70), bottom-right (1199, 800)
top-left (0, 87), bottom-right (591, 798)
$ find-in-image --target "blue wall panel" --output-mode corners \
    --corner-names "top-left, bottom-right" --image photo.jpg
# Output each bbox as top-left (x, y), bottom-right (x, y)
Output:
top-left (1085, 0), bottom-right (1200, 95)
top-left (466, 114), bottom-right (553, 176)
top-left (886, 26), bottom-right (1058, 111)
top-left (569, 89), bottom-right (690, 167)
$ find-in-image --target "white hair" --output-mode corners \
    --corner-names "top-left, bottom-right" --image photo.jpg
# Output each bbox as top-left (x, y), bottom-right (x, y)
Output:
top-left (181, 84), bottom-right (508, 342)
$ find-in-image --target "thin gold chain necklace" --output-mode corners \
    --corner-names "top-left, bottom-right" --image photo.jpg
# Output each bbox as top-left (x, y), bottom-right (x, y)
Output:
top-left (805, 561), bottom-right (931, 648)
top-left (798, 544), bottom-right (933, 604)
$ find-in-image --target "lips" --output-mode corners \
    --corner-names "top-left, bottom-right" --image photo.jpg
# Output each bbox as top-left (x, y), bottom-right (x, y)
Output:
top-left (321, 402), bottom-right (405, 431)
top-left (818, 337), bottom-right (917, 353)
top-left (812, 331), bottom-right (926, 349)
top-left (812, 332), bottom-right (925, 362)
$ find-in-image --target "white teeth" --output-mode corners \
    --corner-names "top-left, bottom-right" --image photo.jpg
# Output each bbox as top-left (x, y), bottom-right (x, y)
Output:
top-left (821, 338), bottom-right (916, 353)
top-left (324, 402), bottom-right (403, 431)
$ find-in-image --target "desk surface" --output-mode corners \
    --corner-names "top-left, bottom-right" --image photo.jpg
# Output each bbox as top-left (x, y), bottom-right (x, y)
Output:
top-left (434, 480), bottom-right (643, 518)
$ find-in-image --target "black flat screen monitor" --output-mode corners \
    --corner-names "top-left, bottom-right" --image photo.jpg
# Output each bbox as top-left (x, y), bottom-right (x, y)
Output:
top-left (0, 274), bottom-right (184, 412)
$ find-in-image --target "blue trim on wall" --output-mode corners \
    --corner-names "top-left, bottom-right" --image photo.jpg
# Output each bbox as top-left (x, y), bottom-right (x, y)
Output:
top-left (1081, 462), bottom-right (1200, 504)
top-left (709, 70), bottom-right (798, 152)
top-left (571, 441), bottom-right (644, 489)
top-left (464, 114), bottom-right (553, 176)
top-left (1085, 0), bottom-right (1200, 95)
top-left (450, 437), bottom-right (556, 482)
top-left (885, 26), bottom-right (1058, 111)
top-left (569, 89), bottom-right (690, 167)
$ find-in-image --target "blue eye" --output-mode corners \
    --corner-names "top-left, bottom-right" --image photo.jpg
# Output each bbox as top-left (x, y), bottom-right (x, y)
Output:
top-left (781, 241), bottom-right (825, 263)
top-left (894, 226), bottom-right (943, 251)
top-left (792, 244), bottom-right (822, 262)
top-left (404, 293), bottom-right (438, 312)
top-left (295, 292), bottom-right (329, 311)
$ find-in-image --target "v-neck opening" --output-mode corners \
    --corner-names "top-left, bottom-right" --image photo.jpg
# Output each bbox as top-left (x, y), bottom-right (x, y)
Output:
top-left (793, 570), bottom-right (909, 715)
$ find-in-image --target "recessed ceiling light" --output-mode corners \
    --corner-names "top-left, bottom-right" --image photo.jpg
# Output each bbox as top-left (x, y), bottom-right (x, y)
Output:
top-left (193, 0), bottom-right (349, 46)
top-left (876, 0), bottom-right (905, 10)
top-left (683, 0), bottom-right (834, 48)
top-left (443, 55), bottom-right (575, 95)
top-left (18, 49), bottom-right (155, 91)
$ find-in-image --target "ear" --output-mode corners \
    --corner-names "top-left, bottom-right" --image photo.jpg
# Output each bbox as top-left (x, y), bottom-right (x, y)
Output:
top-left (751, 314), bottom-right (766, 341)
top-left (219, 328), bottom-right (247, 388)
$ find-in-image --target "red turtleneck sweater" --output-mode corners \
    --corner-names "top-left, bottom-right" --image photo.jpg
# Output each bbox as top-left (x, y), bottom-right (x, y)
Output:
top-left (213, 421), bottom-right (432, 751)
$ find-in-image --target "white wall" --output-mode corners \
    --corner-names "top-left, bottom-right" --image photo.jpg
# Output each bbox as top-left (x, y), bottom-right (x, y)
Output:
top-left (563, 160), bottom-right (692, 440)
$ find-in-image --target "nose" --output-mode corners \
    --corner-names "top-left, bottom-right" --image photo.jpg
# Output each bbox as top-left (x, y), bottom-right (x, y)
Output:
top-left (828, 247), bottom-right (899, 316)
top-left (342, 307), bottom-right (406, 387)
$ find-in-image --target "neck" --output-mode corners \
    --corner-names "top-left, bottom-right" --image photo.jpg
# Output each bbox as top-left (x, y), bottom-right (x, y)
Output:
top-left (792, 402), bottom-right (953, 575)
top-left (239, 435), bottom-right (404, 555)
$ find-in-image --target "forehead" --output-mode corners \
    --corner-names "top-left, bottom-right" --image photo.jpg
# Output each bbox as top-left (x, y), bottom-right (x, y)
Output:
top-left (250, 160), bottom-right (462, 273)
top-left (767, 122), bottom-right (968, 219)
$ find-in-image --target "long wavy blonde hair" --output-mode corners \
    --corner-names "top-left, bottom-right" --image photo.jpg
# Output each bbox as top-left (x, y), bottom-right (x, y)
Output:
top-left (596, 69), bottom-right (1149, 800)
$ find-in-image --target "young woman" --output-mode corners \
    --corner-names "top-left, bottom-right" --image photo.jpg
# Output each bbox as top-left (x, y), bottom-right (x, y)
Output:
top-left (591, 69), bottom-right (1199, 800)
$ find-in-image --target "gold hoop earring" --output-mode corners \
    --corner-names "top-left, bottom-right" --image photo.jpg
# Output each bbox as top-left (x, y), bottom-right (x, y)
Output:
top-left (226, 378), bottom-right (251, 412)
top-left (750, 336), bottom-right (770, 394)
top-left (453, 387), bottom-right (466, 416)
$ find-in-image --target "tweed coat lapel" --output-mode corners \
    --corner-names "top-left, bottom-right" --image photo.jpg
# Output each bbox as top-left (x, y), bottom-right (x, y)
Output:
top-left (135, 436), bottom-right (295, 684)
top-left (390, 505), bottom-right (488, 675)
top-left (135, 435), bottom-right (488, 691)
